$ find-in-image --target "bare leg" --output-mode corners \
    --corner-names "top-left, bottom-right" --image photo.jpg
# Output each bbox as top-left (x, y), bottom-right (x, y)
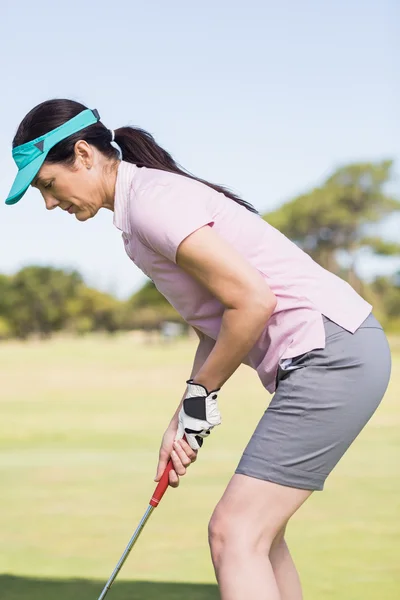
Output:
top-left (269, 527), bottom-right (303, 600)
top-left (213, 543), bottom-right (281, 600)
top-left (209, 475), bottom-right (312, 600)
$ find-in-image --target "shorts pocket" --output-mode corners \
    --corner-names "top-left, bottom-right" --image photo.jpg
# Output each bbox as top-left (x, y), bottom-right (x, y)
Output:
top-left (276, 351), bottom-right (311, 387)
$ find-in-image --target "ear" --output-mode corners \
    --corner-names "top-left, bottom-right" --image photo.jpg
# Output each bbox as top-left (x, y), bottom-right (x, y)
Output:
top-left (74, 140), bottom-right (94, 169)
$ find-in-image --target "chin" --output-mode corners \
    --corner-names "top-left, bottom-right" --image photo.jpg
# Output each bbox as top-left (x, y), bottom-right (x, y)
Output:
top-left (75, 210), bottom-right (94, 222)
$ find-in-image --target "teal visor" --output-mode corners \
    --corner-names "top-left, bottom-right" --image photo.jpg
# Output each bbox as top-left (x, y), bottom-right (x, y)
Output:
top-left (5, 108), bottom-right (100, 205)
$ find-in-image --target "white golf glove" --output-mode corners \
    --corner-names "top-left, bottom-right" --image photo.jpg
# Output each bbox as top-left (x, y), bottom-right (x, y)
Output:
top-left (176, 379), bottom-right (222, 451)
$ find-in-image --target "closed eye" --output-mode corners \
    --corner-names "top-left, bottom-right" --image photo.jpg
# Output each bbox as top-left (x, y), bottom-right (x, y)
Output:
top-left (44, 181), bottom-right (53, 189)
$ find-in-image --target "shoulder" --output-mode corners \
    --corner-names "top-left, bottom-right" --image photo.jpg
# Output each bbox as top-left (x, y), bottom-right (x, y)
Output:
top-left (126, 169), bottom-right (218, 263)
top-left (129, 169), bottom-right (218, 228)
top-left (133, 168), bottom-right (217, 203)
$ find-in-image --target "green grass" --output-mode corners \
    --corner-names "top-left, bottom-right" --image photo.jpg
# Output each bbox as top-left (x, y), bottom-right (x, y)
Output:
top-left (0, 333), bottom-right (399, 599)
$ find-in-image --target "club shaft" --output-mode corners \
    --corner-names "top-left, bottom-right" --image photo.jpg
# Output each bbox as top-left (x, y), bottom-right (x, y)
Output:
top-left (97, 504), bottom-right (155, 600)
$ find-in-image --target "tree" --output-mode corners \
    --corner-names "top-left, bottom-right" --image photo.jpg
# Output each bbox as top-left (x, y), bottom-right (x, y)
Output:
top-left (366, 273), bottom-right (400, 331)
top-left (9, 266), bottom-right (83, 338)
top-left (0, 266), bottom-right (128, 338)
top-left (0, 274), bottom-right (16, 336)
top-left (124, 280), bottom-right (184, 330)
top-left (263, 160), bottom-right (400, 291)
top-left (67, 286), bottom-right (123, 334)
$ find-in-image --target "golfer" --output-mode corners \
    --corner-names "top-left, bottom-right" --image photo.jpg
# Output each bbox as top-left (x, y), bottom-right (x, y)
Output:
top-left (6, 100), bottom-right (392, 600)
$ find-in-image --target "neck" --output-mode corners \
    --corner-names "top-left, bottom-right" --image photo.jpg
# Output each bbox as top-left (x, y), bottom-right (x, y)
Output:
top-left (102, 160), bottom-right (121, 211)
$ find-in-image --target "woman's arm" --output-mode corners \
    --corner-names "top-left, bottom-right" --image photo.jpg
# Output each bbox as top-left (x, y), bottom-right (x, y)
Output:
top-left (156, 225), bottom-right (276, 482)
top-left (154, 329), bottom-right (215, 484)
top-left (169, 328), bottom-right (216, 425)
top-left (176, 225), bottom-right (277, 392)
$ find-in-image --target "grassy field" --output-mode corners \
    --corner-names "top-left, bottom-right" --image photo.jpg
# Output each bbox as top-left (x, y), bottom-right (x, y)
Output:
top-left (0, 333), bottom-right (399, 600)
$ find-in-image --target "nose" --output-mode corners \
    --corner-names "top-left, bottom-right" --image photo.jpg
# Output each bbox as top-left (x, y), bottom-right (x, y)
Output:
top-left (43, 193), bottom-right (59, 211)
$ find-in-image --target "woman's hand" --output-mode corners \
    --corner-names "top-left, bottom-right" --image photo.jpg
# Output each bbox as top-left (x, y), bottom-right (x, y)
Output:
top-left (177, 380), bottom-right (221, 450)
top-left (154, 420), bottom-right (198, 488)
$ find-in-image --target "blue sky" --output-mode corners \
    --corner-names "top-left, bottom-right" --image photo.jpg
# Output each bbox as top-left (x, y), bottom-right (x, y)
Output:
top-left (0, 0), bottom-right (399, 298)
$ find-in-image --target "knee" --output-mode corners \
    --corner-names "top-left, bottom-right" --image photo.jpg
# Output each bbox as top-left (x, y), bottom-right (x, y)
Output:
top-left (208, 511), bottom-right (236, 567)
top-left (208, 507), bottom-right (278, 567)
top-left (207, 511), bottom-right (224, 562)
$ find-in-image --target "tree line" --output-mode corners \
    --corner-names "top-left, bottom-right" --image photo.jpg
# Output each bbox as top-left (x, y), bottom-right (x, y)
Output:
top-left (0, 160), bottom-right (399, 340)
top-left (0, 267), bottom-right (182, 340)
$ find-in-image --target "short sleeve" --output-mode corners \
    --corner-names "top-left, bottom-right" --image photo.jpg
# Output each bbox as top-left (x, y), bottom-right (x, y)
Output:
top-left (130, 179), bottom-right (215, 263)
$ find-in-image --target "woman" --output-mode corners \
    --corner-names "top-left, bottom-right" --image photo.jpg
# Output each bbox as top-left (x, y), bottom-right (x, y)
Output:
top-left (6, 99), bottom-right (392, 600)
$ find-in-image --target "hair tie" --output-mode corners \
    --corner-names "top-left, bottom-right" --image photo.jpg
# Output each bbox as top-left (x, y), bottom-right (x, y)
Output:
top-left (109, 129), bottom-right (123, 159)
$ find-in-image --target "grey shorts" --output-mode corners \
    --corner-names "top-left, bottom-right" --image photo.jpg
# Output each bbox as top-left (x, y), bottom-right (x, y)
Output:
top-left (235, 312), bottom-right (392, 491)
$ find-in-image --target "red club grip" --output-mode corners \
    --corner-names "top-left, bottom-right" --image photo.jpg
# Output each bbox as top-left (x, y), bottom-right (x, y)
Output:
top-left (149, 435), bottom-right (188, 508)
top-left (150, 459), bottom-right (173, 507)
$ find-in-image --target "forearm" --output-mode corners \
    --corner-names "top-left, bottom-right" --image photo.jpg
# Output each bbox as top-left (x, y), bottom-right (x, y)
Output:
top-left (170, 334), bottom-right (216, 424)
top-left (193, 302), bottom-right (275, 391)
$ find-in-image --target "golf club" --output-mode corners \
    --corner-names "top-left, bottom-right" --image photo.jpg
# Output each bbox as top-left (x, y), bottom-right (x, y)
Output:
top-left (97, 437), bottom-right (187, 599)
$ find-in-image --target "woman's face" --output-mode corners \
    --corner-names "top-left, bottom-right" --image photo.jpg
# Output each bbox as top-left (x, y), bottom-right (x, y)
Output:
top-left (31, 142), bottom-right (116, 221)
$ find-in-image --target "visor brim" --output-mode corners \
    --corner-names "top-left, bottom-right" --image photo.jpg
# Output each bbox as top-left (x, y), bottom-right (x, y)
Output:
top-left (5, 154), bottom-right (46, 205)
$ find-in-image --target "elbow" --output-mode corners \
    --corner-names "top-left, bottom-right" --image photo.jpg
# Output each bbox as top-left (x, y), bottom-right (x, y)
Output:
top-left (259, 294), bottom-right (277, 320)
top-left (227, 281), bottom-right (277, 323)
top-left (267, 293), bottom-right (277, 314)
top-left (248, 288), bottom-right (277, 322)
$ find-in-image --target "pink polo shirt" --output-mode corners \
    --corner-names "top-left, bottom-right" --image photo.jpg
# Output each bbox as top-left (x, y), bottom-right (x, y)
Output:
top-left (113, 161), bottom-right (372, 393)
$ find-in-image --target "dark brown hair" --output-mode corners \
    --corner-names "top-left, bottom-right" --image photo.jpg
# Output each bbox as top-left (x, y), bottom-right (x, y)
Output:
top-left (14, 99), bottom-right (258, 213)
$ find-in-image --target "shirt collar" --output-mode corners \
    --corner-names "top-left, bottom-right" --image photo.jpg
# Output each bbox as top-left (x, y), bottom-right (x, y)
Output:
top-left (113, 160), bottom-right (138, 234)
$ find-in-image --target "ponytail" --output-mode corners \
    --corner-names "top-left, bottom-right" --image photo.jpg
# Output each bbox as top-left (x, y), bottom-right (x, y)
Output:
top-left (114, 127), bottom-right (259, 214)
